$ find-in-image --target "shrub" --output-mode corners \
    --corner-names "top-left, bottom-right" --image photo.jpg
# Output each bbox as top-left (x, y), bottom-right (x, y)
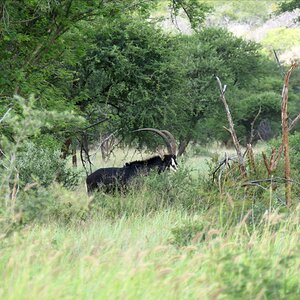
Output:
top-left (16, 141), bottom-right (81, 188)
top-left (16, 184), bottom-right (89, 224)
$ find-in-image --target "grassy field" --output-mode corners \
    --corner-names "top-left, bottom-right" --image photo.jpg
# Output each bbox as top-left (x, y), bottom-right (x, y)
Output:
top-left (1, 145), bottom-right (300, 300)
top-left (1, 207), bottom-right (299, 299)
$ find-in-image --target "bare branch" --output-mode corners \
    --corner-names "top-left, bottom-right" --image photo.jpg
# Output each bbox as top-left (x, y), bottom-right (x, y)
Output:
top-left (242, 177), bottom-right (300, 186)
top-left (0, 108), bottom-right (12, 123)
top-left (249, 106), bottom-right (261, 145)
top-left (289, 113), bottom-right (300, 131)
top-left (216, 76), bottom-right (246, 178)
top-left (281, 62), bottom-right (298, 207)
top-left (273, 49), bottom-right (285, 77)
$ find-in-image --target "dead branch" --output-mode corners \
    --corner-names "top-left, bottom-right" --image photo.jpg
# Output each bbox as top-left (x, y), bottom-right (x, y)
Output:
top-left (216, 76), bottom-right (246, 178)
top-left (262, 146), bottom-right (283, 179)
top-left (289, 113), bottom-right (300, 131)
top-left (262, 151), bottom-right (271, 176)
top-left (246, 144), bottom-right (256, 173)
top-left (249, 107), bottom-right (262, 145)
top-left (79, 134), bottom-right (93, 176)
top-left (0, 108), bottom-right (12, 123)
top-left (273, 49), bottom-right (285, 77)
top-left (281, 62), bottom-right (298, 207)
top-left (212, 153), bottom-right (237, 181)
top-left (242, 177), bottom-right (300, 186)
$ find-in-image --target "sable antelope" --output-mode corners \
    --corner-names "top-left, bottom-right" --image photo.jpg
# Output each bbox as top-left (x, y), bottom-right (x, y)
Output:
top-left (86, 128), bottom-right (178, 193)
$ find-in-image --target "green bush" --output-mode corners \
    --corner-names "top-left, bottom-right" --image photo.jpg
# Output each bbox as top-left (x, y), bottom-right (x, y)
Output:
top-left (16, 184), bottom-right (89, 224)
top-left (16, 141), bottom-right (81, 188)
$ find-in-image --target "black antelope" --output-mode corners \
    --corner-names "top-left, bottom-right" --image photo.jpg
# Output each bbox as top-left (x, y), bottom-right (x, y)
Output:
top-left (86, 128), bottom-right (178, 193)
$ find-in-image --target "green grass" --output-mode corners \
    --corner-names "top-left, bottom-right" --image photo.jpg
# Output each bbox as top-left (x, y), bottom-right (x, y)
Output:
top-left (1, 144), bottom-right (299, 299)
top-left (1, 206), bottom-right (300, 299)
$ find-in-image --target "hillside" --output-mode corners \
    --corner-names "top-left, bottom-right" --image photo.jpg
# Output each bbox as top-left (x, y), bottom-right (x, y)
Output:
top-left (158, 1), bottom-right (300, 62)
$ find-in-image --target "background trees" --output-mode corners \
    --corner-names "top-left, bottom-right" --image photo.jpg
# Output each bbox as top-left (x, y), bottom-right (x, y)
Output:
top-left (1, 0), bottom-right (299, 160)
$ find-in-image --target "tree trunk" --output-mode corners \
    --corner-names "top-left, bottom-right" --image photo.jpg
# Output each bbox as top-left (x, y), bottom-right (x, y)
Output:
top-left (72, 144), bottom-right (77, 168)
top-left (61, 138), bottom-right (72, 159)
top-left (177, 139), bottom-right (190, 156)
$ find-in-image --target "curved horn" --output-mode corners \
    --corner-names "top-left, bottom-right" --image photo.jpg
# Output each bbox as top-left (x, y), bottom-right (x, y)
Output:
top-left (160, 130), bottom-right (177, 155)
top-left (133, 128), bottom-right (173, 155)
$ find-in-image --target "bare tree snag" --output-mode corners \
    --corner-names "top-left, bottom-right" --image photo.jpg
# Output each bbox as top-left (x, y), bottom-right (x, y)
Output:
top-left (216, 76), bottom-right (247, 178)
top-left (281, 62), bottom-right (298, 207)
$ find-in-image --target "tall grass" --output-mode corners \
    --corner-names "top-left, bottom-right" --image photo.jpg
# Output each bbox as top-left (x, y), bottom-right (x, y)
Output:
top-left (1, 107), bottom-right (299, 300)
top-left (1, 203), bottom-right (299, 299)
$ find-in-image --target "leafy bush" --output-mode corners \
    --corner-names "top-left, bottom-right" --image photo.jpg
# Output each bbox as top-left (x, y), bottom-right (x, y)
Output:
top-left (288, 132), bottom-right (300, 170)
top-left (16, 141), bottom-right (81, 188)
top-left (16, 184), bottom-right (89, 224)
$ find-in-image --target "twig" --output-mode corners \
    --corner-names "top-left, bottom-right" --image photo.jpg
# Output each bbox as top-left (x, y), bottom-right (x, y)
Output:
top-left (289, 113), bottom-right (300, 131)
top-left (89, 130), bottom-right (118, 160)
top-left (273, 49), bottom-right (285, 77)
top-left (249, 106), bottom-right (261, 145)
top-left (262, 146), bottom-right (283, 178)
top-left (81, 118), bottom-right (109, 131)
top-left (242, 177), bottom-right (300, 186)
top-left (0, 108), bottom-right (12, 123)
top-left (212, 154), bottom-right (237, 181)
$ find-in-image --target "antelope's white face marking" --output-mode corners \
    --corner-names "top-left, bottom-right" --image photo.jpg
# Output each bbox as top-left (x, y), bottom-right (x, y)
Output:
top-left (170, 157), bottom-right (178, 172)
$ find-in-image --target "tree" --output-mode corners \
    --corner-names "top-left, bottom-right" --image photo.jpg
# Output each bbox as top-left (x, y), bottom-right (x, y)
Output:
top-left (278, 0), bottom-right (300, 13)
top-left (0, 0), bottom-right (211, 155)
top-left (72, 17), bottom-right (185, 149)
top-left (174, 27), bottom-right (268, 154)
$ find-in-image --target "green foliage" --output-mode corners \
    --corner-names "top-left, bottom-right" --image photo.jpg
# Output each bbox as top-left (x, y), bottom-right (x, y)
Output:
top-left (287, 132), bottom-right (300, 170)
top-left (171, 0), bottom-right (212, 29)
top-left (262, 28), bottom-right (300, 52)
top-left (278, 0), bottom-right (300, 18)
top-left (0, 95), bottom-right (84, 231)
top-left (175, 27), bottom-right (270, 146)
top-left (17, 184), bottom-right (89, 224)
top-left (207, 0), bottom-right (278, 25)
top-left (235, 91), bottom-right (282, 142)
top-left (0, 95), bottom-right (85, 153)
top-left (16, 142), bottom-right (80, 188)
top-left (74, 17), bottom-right (185, 147)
